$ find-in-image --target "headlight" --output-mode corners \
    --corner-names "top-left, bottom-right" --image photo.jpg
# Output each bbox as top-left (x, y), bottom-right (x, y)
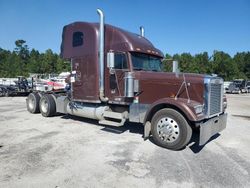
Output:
top-left (194, 105), bottom-right (204, 114)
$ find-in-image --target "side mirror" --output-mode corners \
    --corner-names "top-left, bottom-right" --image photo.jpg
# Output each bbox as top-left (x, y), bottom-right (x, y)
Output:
top-left (107, 52), bottom-right (115, 69)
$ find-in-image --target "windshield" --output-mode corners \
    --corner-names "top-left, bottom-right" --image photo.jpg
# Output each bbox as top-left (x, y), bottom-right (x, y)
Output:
top-left (131, 52), bottom-right (162, 72)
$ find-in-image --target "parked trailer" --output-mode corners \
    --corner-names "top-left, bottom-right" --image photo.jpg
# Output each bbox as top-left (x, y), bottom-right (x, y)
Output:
top-left (0, 76), bottom-right (32, 97)
top-left (26, 9), bottom-right (227, 150)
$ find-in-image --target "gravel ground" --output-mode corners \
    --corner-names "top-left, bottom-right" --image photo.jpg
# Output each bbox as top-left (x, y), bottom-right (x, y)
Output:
top-left (0, 94), bottom-right (250, 188)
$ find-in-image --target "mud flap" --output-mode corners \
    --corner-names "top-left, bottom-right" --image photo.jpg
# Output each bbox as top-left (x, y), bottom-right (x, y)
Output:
top-left (144, 121), bottom-right (151, 140)
top-left (199, 113), bottom-right (227, 145)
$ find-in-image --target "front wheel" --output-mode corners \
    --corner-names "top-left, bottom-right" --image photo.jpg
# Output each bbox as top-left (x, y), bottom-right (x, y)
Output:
top-left (151, 108), bottom-right (192, 150)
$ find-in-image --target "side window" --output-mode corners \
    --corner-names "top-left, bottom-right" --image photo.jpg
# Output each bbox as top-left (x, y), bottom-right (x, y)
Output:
top-left (72, 32), bottom-right (83, 47)
top-left (114, 53), bottom-right (128, 69)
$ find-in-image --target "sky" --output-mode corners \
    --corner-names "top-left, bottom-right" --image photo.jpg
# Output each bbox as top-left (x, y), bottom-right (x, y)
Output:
top-left (0, 0), bottom-right (249, 56)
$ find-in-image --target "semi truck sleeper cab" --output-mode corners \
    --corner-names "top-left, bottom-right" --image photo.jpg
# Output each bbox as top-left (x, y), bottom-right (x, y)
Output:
top-left (26, 9), bottom-right (227, 150)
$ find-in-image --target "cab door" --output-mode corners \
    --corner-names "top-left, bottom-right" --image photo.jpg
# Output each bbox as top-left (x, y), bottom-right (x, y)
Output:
top-left (106, 52), bottom-right (129, 101)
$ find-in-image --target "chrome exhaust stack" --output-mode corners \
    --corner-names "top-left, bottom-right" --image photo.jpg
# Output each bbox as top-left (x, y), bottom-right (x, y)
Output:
top-left (140, 26), bottom-right (145, 37)
top-left (97, 8), bottom-right (108, 102)
top-left (172, 60), bottom-right (179, 73)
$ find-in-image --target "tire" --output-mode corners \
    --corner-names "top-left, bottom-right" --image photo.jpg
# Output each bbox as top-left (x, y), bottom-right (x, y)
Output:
top-left (26, 93), bottom-right (41, 113)
top-left (151, 108), bottom-right (192, 150)
top-left (39, 94), bottom-right (56, 117)
top-left (0, 88), bottom-right (4, 97)
top-left (5, 90), bottom-right (9, 97)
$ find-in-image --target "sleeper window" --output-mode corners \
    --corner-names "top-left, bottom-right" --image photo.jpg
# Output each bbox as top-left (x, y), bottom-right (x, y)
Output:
top-left (72, 32), bottom-right (83, 47)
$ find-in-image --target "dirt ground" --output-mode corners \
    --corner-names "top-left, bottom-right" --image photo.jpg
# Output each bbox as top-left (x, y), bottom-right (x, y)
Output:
top-left (0, 94), bottom-right (250, 188)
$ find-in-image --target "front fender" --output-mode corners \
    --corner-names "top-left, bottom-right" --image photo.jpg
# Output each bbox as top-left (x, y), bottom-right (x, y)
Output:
top-left (143, 97), bottom-right (205, 124)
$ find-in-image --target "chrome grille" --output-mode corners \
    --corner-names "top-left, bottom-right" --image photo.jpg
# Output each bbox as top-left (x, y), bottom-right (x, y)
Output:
top-left (209, 83), bottom-right (222, 116)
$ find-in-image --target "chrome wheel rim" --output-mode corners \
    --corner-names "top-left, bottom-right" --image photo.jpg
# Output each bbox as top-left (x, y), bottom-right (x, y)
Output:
top-left (40, 99), bottom-right (48, 113)
top-left (156, 117), bottom-right (180, 143)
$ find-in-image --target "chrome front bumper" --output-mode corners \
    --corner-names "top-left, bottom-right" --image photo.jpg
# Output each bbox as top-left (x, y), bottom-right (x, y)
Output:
top-left (199, 113), bottom-right (227, 145)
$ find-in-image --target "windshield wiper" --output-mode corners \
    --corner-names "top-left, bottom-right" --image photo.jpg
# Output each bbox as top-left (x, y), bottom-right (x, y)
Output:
top-left (151, 69), bottom-right (159, 72)
top-left (133, 68), bottom-right (144, 71)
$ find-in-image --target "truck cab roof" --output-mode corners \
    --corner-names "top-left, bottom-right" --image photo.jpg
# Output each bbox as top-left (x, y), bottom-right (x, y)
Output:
top-left (60, 22), bottom-right (163, 59)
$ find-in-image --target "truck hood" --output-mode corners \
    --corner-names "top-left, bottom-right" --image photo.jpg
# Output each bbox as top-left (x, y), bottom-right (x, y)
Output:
top-left (133, 71), bottom-right (205, 104)
top-left (134, 71), bottom-right (205, 83)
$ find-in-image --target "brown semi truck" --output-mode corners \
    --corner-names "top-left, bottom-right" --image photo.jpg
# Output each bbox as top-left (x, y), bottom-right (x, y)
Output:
top-left (26, 9), bottom-right (227, 150)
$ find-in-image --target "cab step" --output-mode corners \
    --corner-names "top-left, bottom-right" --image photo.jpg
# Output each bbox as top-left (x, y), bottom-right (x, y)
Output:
top-left (99, 120), bottom-right (124, 127)
top-left (98, 111), bottom-right (128, 127)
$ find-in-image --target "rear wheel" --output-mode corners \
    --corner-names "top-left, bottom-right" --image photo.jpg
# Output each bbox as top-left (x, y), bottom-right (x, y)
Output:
top-left (39, 94), bottom-right (56, 117)
top-left (151, 108), bottom-right (192, 150)
top-left (27, 93), bottom-right (40, 113)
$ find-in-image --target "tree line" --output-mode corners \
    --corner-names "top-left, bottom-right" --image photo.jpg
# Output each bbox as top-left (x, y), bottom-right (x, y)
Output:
top-left (0, 40), bottom-right (250, 81)
top-left (163, 51), bottom-right (250, 81)
top-left (0, 40), bottom-right (70, 78)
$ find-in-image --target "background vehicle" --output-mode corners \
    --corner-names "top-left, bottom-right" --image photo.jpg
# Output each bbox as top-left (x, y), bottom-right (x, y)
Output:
top-left (227, 82), bottom-right (240, 94)
top-left (246, 81), bottom-right (250, 93)
top-left (0, 85), bottom-right (16, 96)
top-left (0, 76), bottom-right (32, 96)
top-left (26, 9), bottom-right (227, 150)
top-left (226, 79), bottom-right (248, 94)
top-left (224, 81), bottom-right (232, 93)
top-left (233, 79), bottom-right (248, 93)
